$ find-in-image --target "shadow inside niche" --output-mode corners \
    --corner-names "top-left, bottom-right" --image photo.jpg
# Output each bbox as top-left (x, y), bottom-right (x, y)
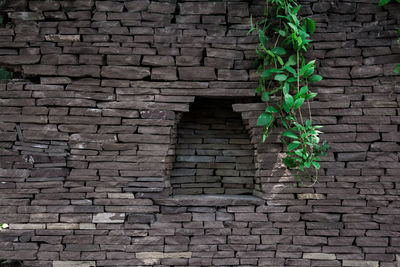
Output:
top-left (0, 260), bottom-right (24, 267)
top-left (169, 97), bottom-right (258, 196)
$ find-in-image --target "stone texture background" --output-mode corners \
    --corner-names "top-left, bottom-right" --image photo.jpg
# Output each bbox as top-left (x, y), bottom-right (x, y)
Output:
top-left (0, 0), bottom-right (399, 266)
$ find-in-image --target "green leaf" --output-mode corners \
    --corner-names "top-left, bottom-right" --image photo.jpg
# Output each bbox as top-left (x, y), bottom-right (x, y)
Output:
top-left (261, 91), bottom-right (269, 102)
top-left (379, 0), bottom-right (391, 5)
top-left (284, 93), bottom-right (294, 108)
top-left (262, 134), bottom-right (267, 143)
top-left (299, 86), bottom-right (308, 96)
top-left (284, 66), bottom-right (297, 77)
top-left (288, 22), bottom-right (298, 33)
top-left (288, 141), bottom-right (300, 150)
top-left (303, 67), bottom-right (314, 78)
top-left (275, 74), bottom-right (288, 81)
top-left (286, 55), bottom-right (297, 66)
top-left (266, 50), bottom-right (276, 58)
top-left (295, 149), bottom-right (304, 158)
top-left (282, 157), bottom-right (297, 168)
top-left (259, 29), bottom-right (267, 46)
top-left (277, 56), bottom-right (284, 66)
top-left (295, 86), bottom-right (308, 99)
top-left (395, 64), bottom-right (400, 74)
top-left (305, 119), bottom-right (311, 129)
top-left (293, 98), bottom-right (304, 109)
top-left (283, 83), bottom-right (290, 94)
top-left (282, 131), bottom-right (298, 139)
top-left (266, 106), bottom-right (279, 113)
top-left (282, 103), bottom-right (291, 114)
top-left (305, 92), bottom-right (318, 100)
top-left (308, 75), bottom-right (323, 83)
top-left (261, 68), bottom-right (281, 79)
top-left (278, 30), bottom-right (287, 37)
top-left (257, 113), bottom-right (273, 126)
top-left (272, 47), bottom-right (287, 56)
top-left (293, 5), bottom-right (301, 15)
top-left (312, 161), bottom-right (321, 169)
top-left (305, 18), bottom-right (316, 34)
top-left (304, 161), bottom-right (311, 168)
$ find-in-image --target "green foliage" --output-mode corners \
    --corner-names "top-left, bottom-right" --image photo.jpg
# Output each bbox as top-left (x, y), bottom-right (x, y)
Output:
top-left (0, 66), bottom-right (12, 81)
top-left (396, 29), bottom-right (400, 74)
top-left (250, 0), bottom-right (328, 182)
top-left (379, 0), bottom-right (400, 6)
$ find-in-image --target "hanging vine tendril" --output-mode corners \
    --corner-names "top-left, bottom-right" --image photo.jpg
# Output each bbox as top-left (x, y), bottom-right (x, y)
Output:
top-left (379, 0), bottom-right (400, 74)
top-left (249, 0), bottom-right (328, 183)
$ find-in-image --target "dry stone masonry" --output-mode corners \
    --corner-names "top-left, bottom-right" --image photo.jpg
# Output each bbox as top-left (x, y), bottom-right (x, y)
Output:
top-left (171, 98), bottom-right (257, 195)
top-left (0, 0), bottom-right (398, 266)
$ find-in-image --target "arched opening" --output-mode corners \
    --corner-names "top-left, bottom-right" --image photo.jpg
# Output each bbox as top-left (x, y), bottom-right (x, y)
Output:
top-left (170, 98), bottom-right (257, 196)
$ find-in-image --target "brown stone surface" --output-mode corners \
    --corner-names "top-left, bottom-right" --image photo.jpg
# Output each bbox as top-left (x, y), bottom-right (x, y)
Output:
top-left (0, 0), bottom-right (398, 266)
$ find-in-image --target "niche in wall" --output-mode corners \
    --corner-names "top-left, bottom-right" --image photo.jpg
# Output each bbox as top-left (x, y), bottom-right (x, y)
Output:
top-left (170, 98), bottom-right (256, 195)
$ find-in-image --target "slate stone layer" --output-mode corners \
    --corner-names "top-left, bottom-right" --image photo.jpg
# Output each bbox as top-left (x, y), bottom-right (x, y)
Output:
top-left (0, 0), bottom-right (399, 266)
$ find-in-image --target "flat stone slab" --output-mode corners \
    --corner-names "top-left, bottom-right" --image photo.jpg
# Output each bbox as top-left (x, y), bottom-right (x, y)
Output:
top-left (154, 194), bottom-right (265, 207)
top-left (53, 261), bottom-right (96, 267)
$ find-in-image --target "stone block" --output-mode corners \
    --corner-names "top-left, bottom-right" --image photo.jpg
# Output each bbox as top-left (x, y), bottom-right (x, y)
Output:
top-left (342, 260), bottom-right (379, 267)
top-left (8, 12), bottom-right (44, 20)
top-left (303, 253), bottom-right (336, 260)
top-left (179, 2), bottom-right (226, 14)
top-left (107, 55), bottom-right (140, 66)
top-left (351, 66), bottom-right (383, 78)
top-left (176, 56), bottom-right (201, 66)
top-left (29, 1), bottom-right (60, 11)
top-left (356, 237), bottom-right (388, 247)
top-left (207, 48), bottom-right (243, 60)
top-left (53, 261), bottom-right (96, 267)
top-left (127, 214), bottom-right (156, 224)
top-left (142, 56), bottom-right (174, 66)
top-left (94, 236), bottom-right (131, 245)
top-left (151, 67), bottom-right (177, 81)
top-left (293, 236), bottom-right (327, 245)
top-left (45, 35), bottom-right (80, 42)
top-left (96, 1), bottom-right (124, 12)
top-left (136, 252), bottom-right (192, 259)
top-left (218, 69), bottom-right (248, 81)
top-left (125, 0), bottom-right (150, 12)
top-left (23, 65), bottom-right (57, 76)
top-left (101, 66), bottom-right (150, 80)
top-left (58, 65), bottom-right (100, 78)
top-left (178, 67), bottom-right (216, 81)
top-left (92, 213), bottom-right (125, 224)
top-left (0, 55), bottom-right (40, 65)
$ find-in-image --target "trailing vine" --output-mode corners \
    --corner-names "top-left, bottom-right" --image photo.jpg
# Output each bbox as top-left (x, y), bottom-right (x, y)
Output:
top-left (249, 0), bottom-right (328, 183)
top-left (0, 15), bottom-right (12, 81)
top-left (379, 0), bottom-right (400, 74)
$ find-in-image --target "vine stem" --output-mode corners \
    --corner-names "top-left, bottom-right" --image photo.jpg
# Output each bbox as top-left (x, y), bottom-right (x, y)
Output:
top-left (296, 50), bottom-right (304, 127)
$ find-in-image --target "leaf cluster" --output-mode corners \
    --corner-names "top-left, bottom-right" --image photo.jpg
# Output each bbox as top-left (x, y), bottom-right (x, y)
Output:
top-left (378, 0), bottom-right (400, 6)
top-left (249, 0), bottom-right (328, 182)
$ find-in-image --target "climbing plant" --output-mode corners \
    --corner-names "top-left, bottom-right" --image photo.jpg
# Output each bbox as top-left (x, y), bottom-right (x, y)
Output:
top-left (379, 0), bottom-right (400, 74)
top-left (249, 0), bottom-right (328, 183)
top-left (0, 66), bottom-right (12, 81)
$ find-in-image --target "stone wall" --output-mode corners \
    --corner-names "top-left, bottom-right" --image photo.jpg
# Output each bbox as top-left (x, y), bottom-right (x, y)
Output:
top-left (0, 0), bottom-right (399, 266)
top-left (171, 98), bottom-right (256, 195)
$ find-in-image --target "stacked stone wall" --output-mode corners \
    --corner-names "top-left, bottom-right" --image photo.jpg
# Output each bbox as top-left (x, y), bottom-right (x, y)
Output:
top-left (0, 0), bottom-right (399, 266)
